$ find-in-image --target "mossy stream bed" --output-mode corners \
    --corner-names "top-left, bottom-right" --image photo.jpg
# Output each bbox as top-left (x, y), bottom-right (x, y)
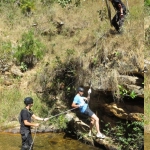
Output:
top-left (0, 132), bottom-right (104, 150)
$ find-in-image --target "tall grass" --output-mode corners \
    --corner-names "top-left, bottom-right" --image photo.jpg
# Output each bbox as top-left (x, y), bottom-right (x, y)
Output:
top-left (0, 87), bottom-right (22, 124)
top-left (0, 86), bottom-right (47, 128)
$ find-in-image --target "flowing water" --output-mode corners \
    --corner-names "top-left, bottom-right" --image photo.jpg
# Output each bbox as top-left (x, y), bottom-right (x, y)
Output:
top-left (144, 133), bottom-right (150, 150)
top-left (0, 132), bottom-right (104, 150)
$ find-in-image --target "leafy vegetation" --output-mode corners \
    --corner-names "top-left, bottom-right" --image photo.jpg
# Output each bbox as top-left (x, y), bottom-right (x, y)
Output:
top-left (0, 87), bottom-right (22, 124)
top-left (20, 0), bottom-right (35, 15)
top-left (145, 0), bottom-right (150, 6)
top-left (57, 0), bottom-right (72, 7)
top-left (103, 121), bottom-right (144, 150)
top-left (0, 0), bottom-right (144, 149)
top-left (14, 30), bottom-right (46, 68)
top-left (118, 85), bottom-right (137, 99)
top-left (49, 115), bottom-right (68, 130)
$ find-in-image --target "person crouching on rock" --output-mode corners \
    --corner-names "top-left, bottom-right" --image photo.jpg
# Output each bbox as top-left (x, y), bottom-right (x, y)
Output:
top-left (71, 87), bottom-right (105, 139)
top-left (19, 97), bottom-right (49, 150)
top-left (109, 0), bottom-right (127, 33)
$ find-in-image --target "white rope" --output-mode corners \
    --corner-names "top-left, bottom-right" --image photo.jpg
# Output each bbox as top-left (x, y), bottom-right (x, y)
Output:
top-left (87, 83), bottom-right (92, 103)
top-left (29, 127), bottom-right (37, 150)
top-left (47, 107), bottom-right (78, 120)
top-left (28, 107), bottom-right (78, 150)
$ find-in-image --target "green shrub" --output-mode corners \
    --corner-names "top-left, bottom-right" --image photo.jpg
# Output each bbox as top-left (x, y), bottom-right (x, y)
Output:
top-left (57, 0), bottom-right (72, 7)
top-left (103, 121), bottom-right (144, 150)
top-left (50, 115), bottom-right (68, 130)
top-left (145, 0), bottom-right (150, 6)
top-left (14, 30), bottom-right (46, 68)
top-left (20, 0), bottom-right (35, 15)
top-left (118, 85), bottom-right (137, 99)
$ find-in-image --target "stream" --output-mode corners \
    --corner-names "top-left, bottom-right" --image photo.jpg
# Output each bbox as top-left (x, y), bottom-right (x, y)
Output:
top-left (144, 133), bottom-right (150, 150)
top-left (0, 132), bottom-right (104, 150)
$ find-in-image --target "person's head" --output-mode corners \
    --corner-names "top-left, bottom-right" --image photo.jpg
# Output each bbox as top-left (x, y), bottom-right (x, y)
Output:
top-left (24, 97), bottom-right (33, 107)
top-left (77, 87), bottom-right (84, 95)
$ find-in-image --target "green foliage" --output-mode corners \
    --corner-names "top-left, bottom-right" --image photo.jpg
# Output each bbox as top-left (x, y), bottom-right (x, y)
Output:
top-left (20, 62), bottom-right (28, 72)
top-left (50, 115), bottom-right (68, 130)
top-left (66, 49), bottom-right (75, 57)
top-left (145, 0), bottom-right (150, 6)
top-left (118, 85), bottom-right (137, 99)
top-left (57, 115), bottom-right (68, 129)
top-left (57, 0), bottom-right (72, 7)
top-left (103, 121), bottom-right (144, 150)
top-left (118, 85), bottom-right (128, 96)
top-left (14, 30), bottom-right (46, 68)
top-left (20, 0), bottom-right (35, 15)
top-left (0, 87), bottom-right (22, 123)
top-left (41, 0), bottom-right (56, 5)
top-left (0, 40), bottom-right (12, 60)
top-left (129, 90), bottom-right (137, 99)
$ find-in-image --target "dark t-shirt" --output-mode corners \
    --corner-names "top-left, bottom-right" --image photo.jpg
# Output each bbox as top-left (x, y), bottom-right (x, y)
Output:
top-left (111, 0), bottom-right (126, 12)
top-left (20, 108), bottom-right (33, 133)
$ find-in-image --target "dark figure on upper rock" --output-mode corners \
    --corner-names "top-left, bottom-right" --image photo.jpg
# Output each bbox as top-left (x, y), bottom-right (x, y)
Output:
top-left (109, 0), bottom-right (127, 33)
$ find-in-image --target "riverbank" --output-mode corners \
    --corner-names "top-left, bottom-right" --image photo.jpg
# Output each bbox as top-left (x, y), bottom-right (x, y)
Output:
top-left (0, 132), bottom-right (102, 150)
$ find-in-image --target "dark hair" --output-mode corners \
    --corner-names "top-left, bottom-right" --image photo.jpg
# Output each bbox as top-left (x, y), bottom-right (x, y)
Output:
top-left (24, 97), bottom-right (33, 105)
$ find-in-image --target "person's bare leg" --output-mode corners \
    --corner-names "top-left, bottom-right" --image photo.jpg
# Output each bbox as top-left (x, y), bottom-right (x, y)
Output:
top-left (89, 118), bottom-right (95, 136)
top-left (91, 114), bottom-right (100, 134)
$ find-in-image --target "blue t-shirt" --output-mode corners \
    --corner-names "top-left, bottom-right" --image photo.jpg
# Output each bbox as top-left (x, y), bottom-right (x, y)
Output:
top-left (73, 94), bottom-right (88, 113)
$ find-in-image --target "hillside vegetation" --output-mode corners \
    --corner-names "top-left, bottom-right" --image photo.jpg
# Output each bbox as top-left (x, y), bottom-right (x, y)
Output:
top-left (0, 0), bottom-right (143, 127)
top-left (0, 0), bottom-right (145, 149)
top-left (145, 0), bottom-right (150, 126)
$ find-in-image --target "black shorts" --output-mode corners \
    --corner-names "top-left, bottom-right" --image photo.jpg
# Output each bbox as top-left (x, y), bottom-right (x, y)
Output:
top-left (83, 107), bottom-right (94, 117)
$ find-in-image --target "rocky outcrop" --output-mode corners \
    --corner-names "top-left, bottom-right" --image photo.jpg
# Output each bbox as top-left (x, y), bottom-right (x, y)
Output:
top-left (103, 102), bottom-right (143, 121)
top-left (10, 65), bottom-right (23, 77)
top-left (84, 68), bottom-right (144, 98)
top-left (65, 113), bottom-right (119, 150)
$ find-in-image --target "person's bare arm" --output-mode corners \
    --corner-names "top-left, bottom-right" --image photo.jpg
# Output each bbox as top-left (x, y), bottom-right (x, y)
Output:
top-left (24, 120), bottom-right (39, 127)
top-left (118, 3), bottom-right (123, 17)
top-left (72, 102), bottom-right (80, 108)
top-left (32, 114), bottom-right (49, 121)
top-left (32, 114), bottom-right (44, 121)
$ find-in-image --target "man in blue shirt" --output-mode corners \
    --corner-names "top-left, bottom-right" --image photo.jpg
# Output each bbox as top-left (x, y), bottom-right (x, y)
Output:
top-left (109, 0), bottom-right (126, 33)
top-left (72, 87), bottom-right (105, 138)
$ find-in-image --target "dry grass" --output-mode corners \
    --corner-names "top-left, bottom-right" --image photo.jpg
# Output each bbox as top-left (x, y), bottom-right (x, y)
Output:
top-left (0, 0), bottom-right (145, 124)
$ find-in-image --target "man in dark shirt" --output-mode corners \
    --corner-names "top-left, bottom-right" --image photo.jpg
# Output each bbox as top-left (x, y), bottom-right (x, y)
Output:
top-left (19, 97), bottom-right (49, 150)
top-left (109, 0), bottom-right (126, 33)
